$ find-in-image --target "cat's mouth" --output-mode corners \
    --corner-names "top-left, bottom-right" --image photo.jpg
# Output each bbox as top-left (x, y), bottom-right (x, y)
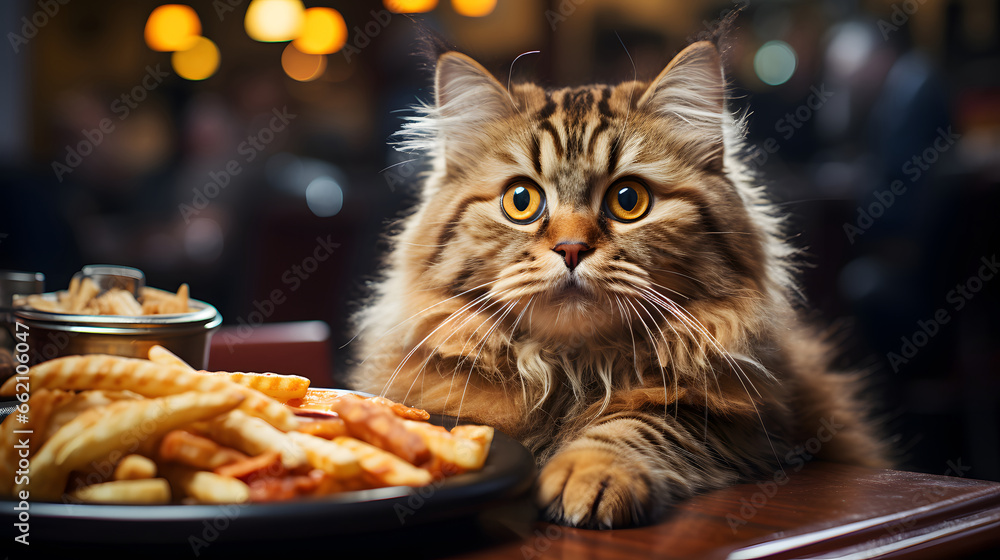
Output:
top-left (550, 276), bottom-right (590, 301)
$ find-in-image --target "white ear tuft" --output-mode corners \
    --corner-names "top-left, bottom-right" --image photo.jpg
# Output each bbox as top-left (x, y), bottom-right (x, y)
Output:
top-left (639, 42), bottom-right (726, 169)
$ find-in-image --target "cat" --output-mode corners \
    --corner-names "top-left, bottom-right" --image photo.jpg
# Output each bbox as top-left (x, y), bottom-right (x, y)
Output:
top-left (347, 39), bottom-right (890, 529)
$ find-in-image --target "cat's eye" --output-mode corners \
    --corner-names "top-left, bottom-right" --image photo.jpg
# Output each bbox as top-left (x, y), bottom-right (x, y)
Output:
top-left (501, 181), bottom-right (546, 224)
top-left (604, 179), bottom-right (651, 222)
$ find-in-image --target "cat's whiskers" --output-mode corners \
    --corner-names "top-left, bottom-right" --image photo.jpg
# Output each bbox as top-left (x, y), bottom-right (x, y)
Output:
top-left (444, 298), bottom-right (515, 412)
top-left (622, 297), bottom-right (664, 397)
top-left (612, 294), bottom-right (639, 377)
top-left (354, 280), bottom-right (498, 362)
top-left (629, 296), bottom-right (675, 417)
top-left (379, 158), bottom-right (419, 173)
top-left (457, 298), bottom-right (522, 420)
top-left (640, 286), bottom-right (785, 473)
top-left (382, 287), bottom-right (510, 398)
top-left (401, 290), bottom-right (499, 404)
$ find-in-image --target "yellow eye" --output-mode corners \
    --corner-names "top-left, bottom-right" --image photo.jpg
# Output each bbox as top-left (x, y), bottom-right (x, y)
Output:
top-left (604, 179), bottom-right (651, 222)
top-left (501, 181), bottom-right (545, 224)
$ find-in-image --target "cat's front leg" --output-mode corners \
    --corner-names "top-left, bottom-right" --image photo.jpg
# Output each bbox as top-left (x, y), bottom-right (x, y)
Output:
top-left (535, 411), bottom-right (745, 528)
top-left (536, 439), bottom-right (652, 528)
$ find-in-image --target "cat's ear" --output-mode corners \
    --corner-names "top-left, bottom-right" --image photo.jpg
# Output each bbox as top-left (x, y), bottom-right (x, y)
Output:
top-left (434, 52), bottom-right (514, 159)
top-left (638, 41), bottom-right (726, 170)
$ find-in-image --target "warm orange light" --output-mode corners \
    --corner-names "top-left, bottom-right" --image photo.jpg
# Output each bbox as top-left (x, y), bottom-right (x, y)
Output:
top-left (292, 8), bottom-right (347, 55)
top-left (145, 4), bottom-right (201, 52)
top-left (384, 0), bottom-right (437, 14)
top-left (171, 36), bottom-right (220, 80)
top-left (282, 43), bottom-right (326, 82)
top-left (245, 0), bottom-right (304, 42)
top-left (452, 0), bottom-right (496, 17)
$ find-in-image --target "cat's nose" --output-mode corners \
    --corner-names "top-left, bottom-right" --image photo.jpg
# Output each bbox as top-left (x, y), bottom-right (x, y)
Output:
top-left (552, 242), bottom-right (592, 271)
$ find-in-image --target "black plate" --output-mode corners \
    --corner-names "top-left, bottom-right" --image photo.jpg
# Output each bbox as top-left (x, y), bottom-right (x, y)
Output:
top-left (0, 398), bottom-right (535, 545)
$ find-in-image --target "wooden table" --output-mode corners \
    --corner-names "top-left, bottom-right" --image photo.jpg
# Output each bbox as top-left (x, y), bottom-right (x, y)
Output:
top-left (19, 462), bottom-right (1000, 558)
top-left (444, 462), bottom-right (1000, 560)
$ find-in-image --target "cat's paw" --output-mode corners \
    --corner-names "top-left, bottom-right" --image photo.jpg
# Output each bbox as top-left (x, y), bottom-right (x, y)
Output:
top-left (535, 447), bottom-right (651, 528)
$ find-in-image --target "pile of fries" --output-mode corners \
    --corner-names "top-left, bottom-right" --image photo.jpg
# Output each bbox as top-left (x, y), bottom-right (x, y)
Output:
top-left (17, 278), bottom-right (191, 316)
top-left (0, 348), bottom-right (493, 504)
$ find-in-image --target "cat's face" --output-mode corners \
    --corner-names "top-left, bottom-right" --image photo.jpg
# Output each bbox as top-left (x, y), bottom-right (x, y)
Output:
top-left (401, 42), bottom-right (770, 350)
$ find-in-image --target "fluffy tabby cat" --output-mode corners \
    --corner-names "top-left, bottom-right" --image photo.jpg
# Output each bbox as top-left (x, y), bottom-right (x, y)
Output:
top-left (348, 40), bottom-right (889, 528)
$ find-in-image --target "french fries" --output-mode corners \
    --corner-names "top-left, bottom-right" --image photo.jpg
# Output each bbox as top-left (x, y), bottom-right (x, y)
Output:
top-left (22, 390), bottom-right (245, 500)
top-left (201, 371), bottom-right (310, 402)
top-left (0, 351), bottom-right (495, 505)
top-left (0, 354), bottom-right (299, 430)
top-left (69, 479), bottom-right (172, 504)
top-left (17, 280), bottom-right (192, 316)
top-left (114, 454), bottom-right (158, 480)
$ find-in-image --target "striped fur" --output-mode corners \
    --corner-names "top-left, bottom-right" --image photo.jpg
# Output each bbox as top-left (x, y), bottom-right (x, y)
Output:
top-left (349, 42), bottom-right (889, 528)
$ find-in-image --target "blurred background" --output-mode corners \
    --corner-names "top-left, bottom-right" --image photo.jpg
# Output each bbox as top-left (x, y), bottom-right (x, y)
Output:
top-left (0, 0), bottom-right (997, 482)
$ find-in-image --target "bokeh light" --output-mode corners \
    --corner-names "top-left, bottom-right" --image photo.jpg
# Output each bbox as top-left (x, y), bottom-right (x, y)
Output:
top-left (452, 0), bottom-right (496, 17)
top-left (384, 0), bottom-right (437, 14)
top-left (305, 176), bottom-right (344, 217)
top-left (245, 0), bottom-right (305, 42)
top-left (171, 36), bottom-right (220, 81)
top-left (281, 43), bottom-right (327, 82)
top-left (144, 4), bottom-right (201, 52)
top-left (292, 8), bottom-right (347, 55)
top-left (753, 40), bottom-right (797, 86)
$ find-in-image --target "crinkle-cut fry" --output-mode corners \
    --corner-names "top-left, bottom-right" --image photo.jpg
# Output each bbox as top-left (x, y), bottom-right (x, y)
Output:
top-left (114, 454), bottom-right (158, 480)
top-left (0, 389), bottom-right (76, 496)
top-left (42, 390), bottom-right (142, 442)
top-left (140, 286), bottom-right (176, 301)
top-left (96, 289), bottom-right (143, 316)
top-left (69, 277), bottom-right (100, 313)
top-left (365, 396), bottom-right (431, 421)
top-left (247, 468), bottom-right (327, 502)
top-left (160, 464), bottom-right (250, 504)
top-left (148, 344), bottom-right (195, 371)
top-left (21, 390), bottom-right (244, 501)
top-left (21, 294), bottom-right (64, 313)
top-left (156, 283), bottom-right (189, 314)
top-left (326, 394), bottom-right (430, 465)
top-left (158, 430), bottom-right (248, 470)
top-left (69, 479), bottom-right (171, 504)
top-left (0, 355), bottom-right (298, 430)
top-left (199, 409), bottom-right (307, 470)
top-left (292, 415), bottom-right (349, 440)
top-left (332, 437), bottom-right (433, 488)
top-left (286, 432), bottom-right (361, 479)
top-left (65, 276), bottom-right (79, 306)
top-left (402, 420), bottom-right (493, 473)
top-left (201, 370), bottom-right (309, 402)
top-left (213, 451), bottom-right (282, 481)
